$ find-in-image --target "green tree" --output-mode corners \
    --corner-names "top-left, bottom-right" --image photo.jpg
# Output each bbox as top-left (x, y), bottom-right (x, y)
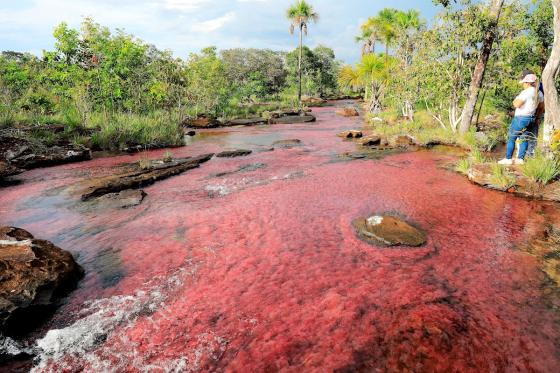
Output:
top-left (286, 0), bottom-right (319, 105)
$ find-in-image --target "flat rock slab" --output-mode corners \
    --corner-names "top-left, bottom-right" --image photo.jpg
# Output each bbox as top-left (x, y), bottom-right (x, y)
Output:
top-left (468, 163), bottom-right (560, 202)
top-left (337, 130), bottom-right (363, 139)
top-left (215, 163), bottom-right (267, 177)
top-left (272, 139), bottom-right (303, 149)
top-left (225, 118), bottom-right (268, 126)
top-left (0, 227), bottom-right (83, 334)
top-left (77, 153), bottom-right (213, 200)
top-left (93, 189), bottom-right (147, 209)
top-left (359, 136), bottom-right (382, 146)
top-left (216, 149), bottom-right (253, 158)
top-left (270, 115), bottom-right (316, 125)
top-left (353, 215), bottom-right (427, 247)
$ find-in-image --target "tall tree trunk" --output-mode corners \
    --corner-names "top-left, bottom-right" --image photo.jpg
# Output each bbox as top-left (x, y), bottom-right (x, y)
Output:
top-left (543, 0), bottom-right (560, 147)
top-left (458, 0), bottom-right (504, 134)
top-left (298, 24), bottom-right (303, 107)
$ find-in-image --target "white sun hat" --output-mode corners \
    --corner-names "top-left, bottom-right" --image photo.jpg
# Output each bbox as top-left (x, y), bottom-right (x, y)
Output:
top-left (520, 74), bottom-right (537, 84)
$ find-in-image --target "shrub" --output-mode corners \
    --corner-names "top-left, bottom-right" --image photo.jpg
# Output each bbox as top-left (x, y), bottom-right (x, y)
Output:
top-left (521, 153), bottom-right (560, 185)
top-left (470, 148), bottom-right (486, 164)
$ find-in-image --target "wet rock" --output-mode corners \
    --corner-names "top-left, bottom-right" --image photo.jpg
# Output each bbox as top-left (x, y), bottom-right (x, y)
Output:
top-left (337, 130), bottom-right (363, 139)
top-left (185, 130), bottom-right (196, 137)
top-left (93, 189), bottom-right (147, 209)
top-left (270, 115), bottom-right (316, 125)
top-left (77, 153), bottom-right (214, 200)
top-left (272, 139), bottom-right (302, 149)
top-left (216, 149), bottom-right (253, 158)
top-left (335, 107), bottom-right (360, 117)
top-left (225, 118), bottom-right (268, 127)
top-left (353, 215), bottom-right (427, 247)
top-left (0, 227), bottom-right (84, 334)
top-left (182, 115), bottom-right (221, 129)
top-left (391, 135), bottom-right (417, 148)
top-left (0, 161), bottom-right (22, 179)
top-left (0, 134), bottom-right (92, 170)
top-left (302, 96), bottom-right (327, 106)
top-left (359, 136), bottom-right (382, 147)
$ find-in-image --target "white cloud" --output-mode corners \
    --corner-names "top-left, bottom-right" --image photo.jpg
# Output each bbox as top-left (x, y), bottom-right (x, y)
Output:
top-left (191, 12), bottom-right (236, 33)
top-left (162, 0), bottom-right (212, 12)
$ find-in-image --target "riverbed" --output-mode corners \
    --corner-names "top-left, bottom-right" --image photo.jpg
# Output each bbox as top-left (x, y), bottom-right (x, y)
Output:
top-left (1, 102), bottom-right (559, 372)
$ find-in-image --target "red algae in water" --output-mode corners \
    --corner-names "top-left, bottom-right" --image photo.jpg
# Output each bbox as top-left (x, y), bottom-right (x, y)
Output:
top-left (1, 102), bottom-right (559, 372)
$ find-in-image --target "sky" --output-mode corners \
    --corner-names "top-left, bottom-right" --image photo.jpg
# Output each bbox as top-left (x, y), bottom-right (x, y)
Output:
top-left (0, 0), bottom-right (439, 64)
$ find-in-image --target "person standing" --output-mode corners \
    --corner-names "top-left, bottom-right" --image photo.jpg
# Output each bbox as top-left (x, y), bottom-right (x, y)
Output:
top-left (498, 73), bottom-right (545, 165)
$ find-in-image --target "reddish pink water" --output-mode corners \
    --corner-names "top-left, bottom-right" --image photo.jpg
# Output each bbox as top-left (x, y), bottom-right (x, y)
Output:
top-left (1, 102), bottom-right (559, 372)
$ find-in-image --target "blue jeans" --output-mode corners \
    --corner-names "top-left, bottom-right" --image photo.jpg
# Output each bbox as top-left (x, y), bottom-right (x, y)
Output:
top-left (506, 116), bottom-right (534, 160)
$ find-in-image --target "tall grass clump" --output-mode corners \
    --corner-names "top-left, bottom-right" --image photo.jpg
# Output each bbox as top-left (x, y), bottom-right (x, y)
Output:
top-left (521, 153), bottom-right (560, 185)
top-left (88, 112), bottom-right (183, 150)
top-left (455, 158), bottom-right (472, 175)
top-left (490, 163), bottom-right (516, 190)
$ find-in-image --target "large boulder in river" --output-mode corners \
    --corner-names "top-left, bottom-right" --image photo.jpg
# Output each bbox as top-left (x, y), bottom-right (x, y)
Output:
top-left (337, 130), bottom-right (363, 139)
top-left (0, 227), bottom-right (83, 334)
top-left (353, 215), bottom-right (427, 247)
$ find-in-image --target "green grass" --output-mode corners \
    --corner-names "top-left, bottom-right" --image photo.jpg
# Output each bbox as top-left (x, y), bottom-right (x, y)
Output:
top-left (521, 153), bottom-right (560, 185)
top-left (470, 148), bottom-right (487, 164)
top-left (490, 163), bottom-right (516, 190)
top-left (88, 111), bottom-right (183, 150)
top-left (455, 158), bottom-right (472, 175)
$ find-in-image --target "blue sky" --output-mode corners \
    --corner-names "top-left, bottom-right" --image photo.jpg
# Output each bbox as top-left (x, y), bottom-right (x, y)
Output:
top-left (0, 0), bottom-right (440, 63)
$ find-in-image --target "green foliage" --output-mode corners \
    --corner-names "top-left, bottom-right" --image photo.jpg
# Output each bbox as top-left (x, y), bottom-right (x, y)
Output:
top-left (521, 153), bottom-right (560, 185)
top-left (490, 163), bottom-right (516, 190)
top-left (470, 148), bottom-right (487, 165)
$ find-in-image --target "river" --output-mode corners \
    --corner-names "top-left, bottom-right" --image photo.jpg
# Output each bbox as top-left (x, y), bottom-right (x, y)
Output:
top-left (1, 102), bottom-right (559, 372)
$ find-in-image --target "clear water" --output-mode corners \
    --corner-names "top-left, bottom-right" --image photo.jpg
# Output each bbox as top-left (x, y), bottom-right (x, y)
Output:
top-left (1, 102), bottom-right (559, 372)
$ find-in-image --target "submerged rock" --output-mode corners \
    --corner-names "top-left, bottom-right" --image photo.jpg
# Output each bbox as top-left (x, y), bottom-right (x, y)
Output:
top-left (93, 189), bottom-right (147, 209)
top-left (0, 227), bottom-right (84, 335)
top-left (216, 149), bottom-right (253, 158)
top-left (353, 215), bottom-right (427, 247)
top-left (272, 139), bottom-right (303, 149)
top-left (335, 107), bottom-right (360, 117)
top-left (337, 130), bottom-right (363, 139)
top-left (77, 153), bottom-right (214, 200)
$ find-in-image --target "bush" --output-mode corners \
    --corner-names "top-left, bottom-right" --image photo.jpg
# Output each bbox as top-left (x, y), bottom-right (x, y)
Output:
top-left (521, 153), bottom-right (560, 185)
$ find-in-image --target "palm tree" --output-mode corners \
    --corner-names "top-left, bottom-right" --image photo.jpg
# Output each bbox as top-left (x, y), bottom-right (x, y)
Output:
top-left (339, 54), bottom-right (395, 114)
top-left (287, 0), bottom-right (319, 106)
top-left (356, 19), bottom-right (380, 56)
top-left (376, 8), bottom-right (399, 62)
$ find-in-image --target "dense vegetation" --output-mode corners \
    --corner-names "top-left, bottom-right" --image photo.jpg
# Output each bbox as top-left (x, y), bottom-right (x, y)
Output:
top-left (0, 18), bottom-right (341, 150)
top-left (340, 0), bottom-right (557, 150)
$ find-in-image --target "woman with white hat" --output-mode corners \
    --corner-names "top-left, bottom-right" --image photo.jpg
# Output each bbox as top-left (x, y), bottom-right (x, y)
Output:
top-left (498, 73), bottom-right (544, 165)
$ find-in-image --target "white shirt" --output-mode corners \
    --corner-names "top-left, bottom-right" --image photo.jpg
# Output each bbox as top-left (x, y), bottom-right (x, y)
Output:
top-left (515, 87), bottom-right (544, 117)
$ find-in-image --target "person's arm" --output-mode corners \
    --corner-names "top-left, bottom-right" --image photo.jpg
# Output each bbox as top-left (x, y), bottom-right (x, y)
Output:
top-left (513, 98), bottom-right (525, 108)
